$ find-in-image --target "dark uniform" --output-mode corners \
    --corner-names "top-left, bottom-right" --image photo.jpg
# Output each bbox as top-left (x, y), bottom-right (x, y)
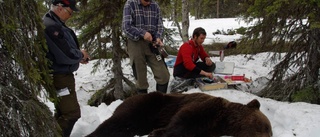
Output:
top-left (43, 10), bottom-right (82, 137)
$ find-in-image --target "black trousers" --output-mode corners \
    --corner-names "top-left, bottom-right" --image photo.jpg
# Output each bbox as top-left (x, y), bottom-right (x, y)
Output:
top-left (53, 73), bottom-right (81, 137)
top-left (173, 62), bottom-right (215, 79)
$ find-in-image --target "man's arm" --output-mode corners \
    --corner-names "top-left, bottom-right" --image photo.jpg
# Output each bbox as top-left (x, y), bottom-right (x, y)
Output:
top-left (122, 2), bottom-right (146, 41)
top-left (200, 70), bottom-right (213, 79)
top-left (198, 45), bottom-right (213, 66)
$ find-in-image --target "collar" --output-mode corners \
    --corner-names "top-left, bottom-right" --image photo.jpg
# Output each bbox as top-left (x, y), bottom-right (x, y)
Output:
top-left (138, 0), bottom-right (153, 5)
top-left (189, 40), bottom-right (198, 48)
top-left (48, 11), bottom-right (66, 26)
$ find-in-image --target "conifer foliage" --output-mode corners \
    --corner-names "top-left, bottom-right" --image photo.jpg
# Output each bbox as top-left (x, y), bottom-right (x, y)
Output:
top-left (75, 0), bottom-right (133, 106)
top-left (241, 0), bottom-right (320, 103)
top-left (0, 0), bottom-right (60, 136)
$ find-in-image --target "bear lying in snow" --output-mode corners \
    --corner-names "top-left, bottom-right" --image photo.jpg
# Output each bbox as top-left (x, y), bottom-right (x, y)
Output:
top-left (86, 92), bottom-right (272, 137)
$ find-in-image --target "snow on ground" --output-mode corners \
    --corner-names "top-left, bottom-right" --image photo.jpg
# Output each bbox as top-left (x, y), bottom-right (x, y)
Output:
top-left (69, 52), bottom-right (320, 137)
top-left (43, 18), bottom-right (320, 137)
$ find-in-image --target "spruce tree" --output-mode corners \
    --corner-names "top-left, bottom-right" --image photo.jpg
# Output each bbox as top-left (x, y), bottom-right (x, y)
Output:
top-left (241, 0), bottom-right (320, 103)
top-left (75, 0), bottom-right (133, 106)
top-left (0, 0), bottom-right (60, 136)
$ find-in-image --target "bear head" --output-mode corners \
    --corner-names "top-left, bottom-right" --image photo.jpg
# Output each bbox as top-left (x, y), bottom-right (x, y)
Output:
top-left (225, 99), bottom-right (273, 137)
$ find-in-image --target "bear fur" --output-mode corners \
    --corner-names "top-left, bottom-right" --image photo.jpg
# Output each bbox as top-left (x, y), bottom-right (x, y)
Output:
top-left (86, 92), bottom-right (272, 137)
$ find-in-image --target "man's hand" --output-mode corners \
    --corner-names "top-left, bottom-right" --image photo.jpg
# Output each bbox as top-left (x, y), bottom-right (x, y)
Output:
top-left (151, 38), bottom-right (164, 48)
top-left (80, 49), bottom-right (90, 64)
top-left (144, 32), bottom-right (152, 42)
top-left (205, 57), bottom-right (213, 66)
top-left (156, 38), bottom-right (163, 46)
top-left (200, 70), bottom-right (213, 79)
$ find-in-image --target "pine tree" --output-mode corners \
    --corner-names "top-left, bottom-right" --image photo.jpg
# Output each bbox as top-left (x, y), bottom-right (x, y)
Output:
top-left (0, 0), bottom-right (60, 136)
top-left (74, 0), bottom-right (133, 106)
top-left (241, 0), bottom-right (320, 103)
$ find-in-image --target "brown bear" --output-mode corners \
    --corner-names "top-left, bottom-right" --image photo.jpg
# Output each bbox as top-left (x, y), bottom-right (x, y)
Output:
top-left (86, 92), bottom-right (272, 137)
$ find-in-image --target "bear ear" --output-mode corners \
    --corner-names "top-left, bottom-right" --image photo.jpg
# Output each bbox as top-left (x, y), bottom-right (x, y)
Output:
top-left (247, 99), bottom-right (260, 109)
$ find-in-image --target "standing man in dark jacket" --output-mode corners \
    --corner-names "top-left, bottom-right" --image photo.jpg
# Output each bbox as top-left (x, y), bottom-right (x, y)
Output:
top-left (173, 27), bottom-right (215, 79)
top-left (43, 0), bottom-right (89, 136)
top-left (122, 0), bottom-right (170, 94)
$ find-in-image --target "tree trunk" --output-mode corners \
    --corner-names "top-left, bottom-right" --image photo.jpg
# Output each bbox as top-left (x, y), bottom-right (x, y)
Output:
top-left (307, 27), bottom-right (320, 102)
top-left (173, 0), bottom-right (183, 42)
top-left (181, 0), bottom-right (189, 42)
top-left (111, 26), bottom-right (125, 99)
top-left (216, 0), bottom-right (219, 18)
top-left (307, 29), bottom-right (320, 85)
top-left (194, 0), bottom-right (202, 19)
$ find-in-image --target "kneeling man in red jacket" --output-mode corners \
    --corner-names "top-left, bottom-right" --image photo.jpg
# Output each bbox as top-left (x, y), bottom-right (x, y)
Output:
top-left (173, 27), bottom-right (215, 80)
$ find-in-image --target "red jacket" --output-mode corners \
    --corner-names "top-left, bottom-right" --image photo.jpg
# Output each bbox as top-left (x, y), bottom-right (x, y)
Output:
top-left (174, 40), bottom-right (209, 73)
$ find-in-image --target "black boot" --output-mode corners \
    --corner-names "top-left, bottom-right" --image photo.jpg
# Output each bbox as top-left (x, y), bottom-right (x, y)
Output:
top-left (156, 83), bottom-right (168, 94)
